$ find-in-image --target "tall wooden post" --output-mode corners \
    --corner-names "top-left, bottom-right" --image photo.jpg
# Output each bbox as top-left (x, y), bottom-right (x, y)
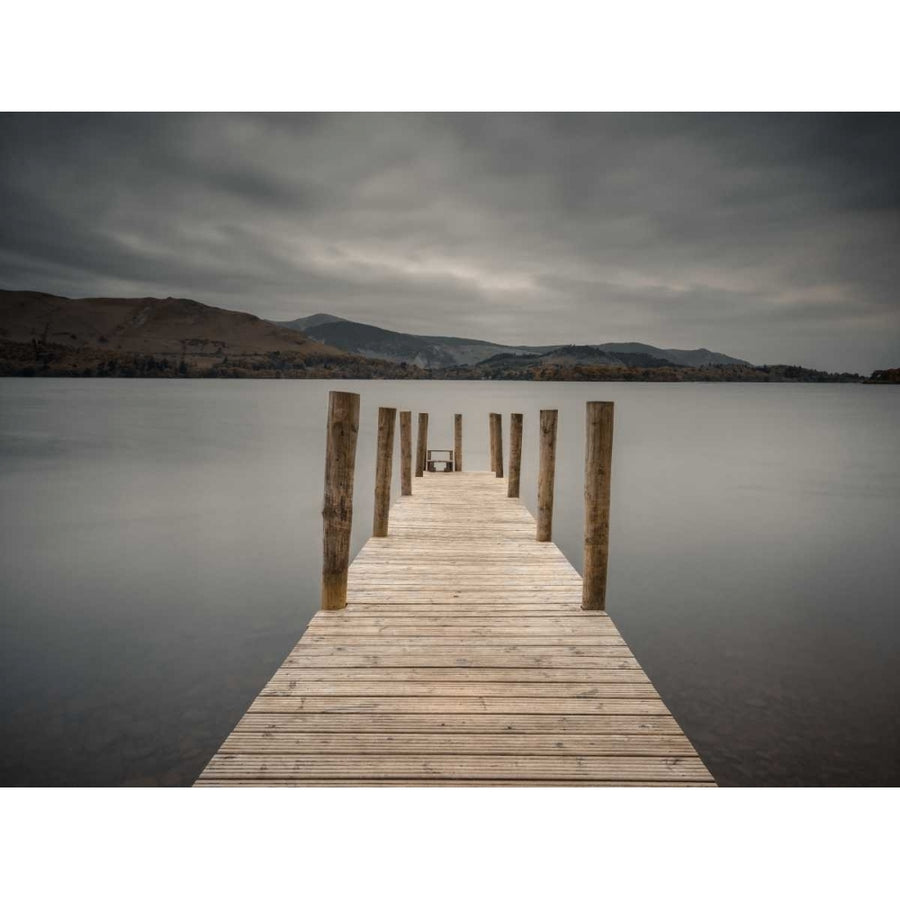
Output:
top-left (489, 413), bottom-right (496, 472)
top-left (583, 401), bottom-right (614, 610)
top-left (536, 409), bottom-right (558, 542)
top-left (399, 410), bottom-right (412, 495)
top-left (490, 412), bottom-right (504, 478)
top-left (454, 413), bottom-right (463, 471)
top-left (373, 406), bottom-right (397, 537)
top-left (415, 412), bottom-right (428, 477)
top-left (321, 390), bottom-right (360, 610)
top-left (508, 413), bottom-right (523, 498)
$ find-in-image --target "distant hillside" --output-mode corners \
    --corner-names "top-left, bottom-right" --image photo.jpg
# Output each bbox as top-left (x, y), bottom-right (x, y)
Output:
top-left (438, 356), bottom-right (864, 383)
top-left (274, 315), bottom-right (555, 367)
top-left (0, 290), bottom-right (349, 357)
top-left (589, 342), bottom-right (748, 368)
top-left (275, 312), bottom-right (749, 369)
top-left (1, 291), bottom-right (869, 382)
top-left (866, 368), bottom-right (900, 384)
top-left (0, 290), bottom-right (419, 379)
top-left (280, 313), bottom-right (348, 331)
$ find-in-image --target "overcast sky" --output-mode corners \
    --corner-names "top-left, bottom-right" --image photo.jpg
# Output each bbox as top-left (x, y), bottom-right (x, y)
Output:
top-left (1, 113), bottom-right (898, 371)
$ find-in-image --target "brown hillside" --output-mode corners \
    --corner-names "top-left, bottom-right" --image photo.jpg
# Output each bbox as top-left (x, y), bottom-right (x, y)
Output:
top-left (0, 290), bottom-right (349, 359)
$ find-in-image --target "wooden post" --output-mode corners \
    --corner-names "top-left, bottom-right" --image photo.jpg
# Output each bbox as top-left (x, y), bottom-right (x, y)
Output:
top-left (321, 390), bottom-right (360, 610)
top-left (536, 409), bottom-right (558, 542)
top-left (490, 412), bottom-right (504, 478)
top-left (489, 413), bottom-right (496, 472)
top-left (454, 413), bottom-right (463, 471)
top-left (399, 410), bottom-right (412, 495)
top-left (373, 406), bottom-right (397, 537)
top-left (508, 413), bottom-right (523, 498)
top-left (583, 401), bottom-right (614, 610)
top-left (415, 412), bottom-right (428, 477)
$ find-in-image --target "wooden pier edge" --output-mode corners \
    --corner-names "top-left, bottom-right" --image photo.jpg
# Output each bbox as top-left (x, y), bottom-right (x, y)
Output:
top-left (196, 397), bottom-right (715, 787)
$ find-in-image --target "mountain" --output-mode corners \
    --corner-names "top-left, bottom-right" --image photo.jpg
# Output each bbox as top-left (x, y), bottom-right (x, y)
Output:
top-left (2, 291), bottom-right (864, 382)
top-left (471, 345), bottom-right (687, 371)
top-left (274, 312), bottom-right (750, 368)
top-left (586, 342), bottom-right (748, 368)
top-left (274, 315), bottom-right (551, 368)
top-left (1, 290), bottom-right (346, 358)
top-left (0, 290), bottom-right (418, 379)
top-left (280, 313), bottom-right (348, 331)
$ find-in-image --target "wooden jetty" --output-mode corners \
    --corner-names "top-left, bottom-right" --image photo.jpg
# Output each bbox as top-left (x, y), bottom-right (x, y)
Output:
top-left (195, 395), bottom-right (714, 786)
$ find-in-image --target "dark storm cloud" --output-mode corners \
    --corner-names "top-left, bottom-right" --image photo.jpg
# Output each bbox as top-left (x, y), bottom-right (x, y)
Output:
top-left (1, 112), bottom-right (898, 371)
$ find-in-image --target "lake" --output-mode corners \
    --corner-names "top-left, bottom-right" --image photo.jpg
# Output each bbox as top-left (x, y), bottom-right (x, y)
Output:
top-left (0, 378), bottom-right (898, 786)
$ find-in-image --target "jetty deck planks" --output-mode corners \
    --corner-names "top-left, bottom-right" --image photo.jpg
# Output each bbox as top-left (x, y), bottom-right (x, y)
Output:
top-left (195, 471), bottom-right (715, 786)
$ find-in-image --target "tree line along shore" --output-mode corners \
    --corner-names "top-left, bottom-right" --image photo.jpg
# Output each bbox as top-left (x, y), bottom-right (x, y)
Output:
top-left (0, 339), bottom-right (883, 383)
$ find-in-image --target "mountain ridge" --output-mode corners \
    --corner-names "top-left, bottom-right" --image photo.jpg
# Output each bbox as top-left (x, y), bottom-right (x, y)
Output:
top-left (0, 290), bottom-right (418, 379)
top-left (2, 290), bottom-right (341, 358)
top-left (273, 313), bottom-right (751, 369)
top-left (0, 289), bottom-right (871, 381)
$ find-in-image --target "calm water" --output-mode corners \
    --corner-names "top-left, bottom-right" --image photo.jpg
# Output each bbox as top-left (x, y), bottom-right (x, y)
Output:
top-left (0, 378), bottom-right (898, 786)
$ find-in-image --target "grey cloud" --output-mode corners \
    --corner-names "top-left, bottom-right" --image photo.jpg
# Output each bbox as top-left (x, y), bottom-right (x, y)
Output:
top-left (1, 112), bottom-right (898, 371)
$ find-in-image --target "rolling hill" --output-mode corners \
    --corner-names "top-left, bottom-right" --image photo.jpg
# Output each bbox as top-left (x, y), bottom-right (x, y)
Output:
top-left (0, 290), bottom-right (416, 378)
top-left (275, 314), bottom-right (552, 368)
top-left (1, 291), bottom-right (866, 382)
top-left (1, 290), bottom-right (346, 359)
top-left (274, 313), bottom-right (750, 369)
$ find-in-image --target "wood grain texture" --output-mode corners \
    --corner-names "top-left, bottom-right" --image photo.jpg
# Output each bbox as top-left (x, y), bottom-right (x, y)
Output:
top-left (399, 410), bottom-right (412, 496)
top-left (583, 401), bottom-right (614, 610)
top-left (537, 409), bottom-right (558, 542)
top-left (490, 412), bottom-right (504, 478)
top-left (508, 412), bottom-right (523, 498)
top-left (454, 413), bottom-right (463, 472)
top-left (372, 406), bottom-right (396, 538)
top-left (200, 755), bottom-right (710, 782)
top-left (415, 412), bottom-right (428, 478)
top-left (196, 470), bottom-right (714, 787)
top-left (320, 391), bottom-right (359, 610)
top-left (197, 780), bottom-right (714, 787)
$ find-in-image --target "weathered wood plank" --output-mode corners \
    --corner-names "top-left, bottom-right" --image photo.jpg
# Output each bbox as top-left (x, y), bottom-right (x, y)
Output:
top-left (309, 615), bottom-right (620, 628)
top-left (301, 633), bottom-right (631, 644)
top-left (194, 777), bottom-right (716, 788)
top-left (336, 607), bottom-right (607, 615)
top-left (232, 712), bottom-right (684, 734)
top-left (296, 637), bottom-right (633, 648)
top-left (280, 653), bottom-right (644, 668)
top-left (199, 754), bottom-right (711, 781)
top-left (217, 733), bottom-right (693, 755)
top-left (299, 640), bottom-right (629, 652)
top-left (258, 666), bottom-right (652, 682)
top-left (262, 680), bottom-right (661, 698)
top-left (246, 697), bottom-right (671, 715)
